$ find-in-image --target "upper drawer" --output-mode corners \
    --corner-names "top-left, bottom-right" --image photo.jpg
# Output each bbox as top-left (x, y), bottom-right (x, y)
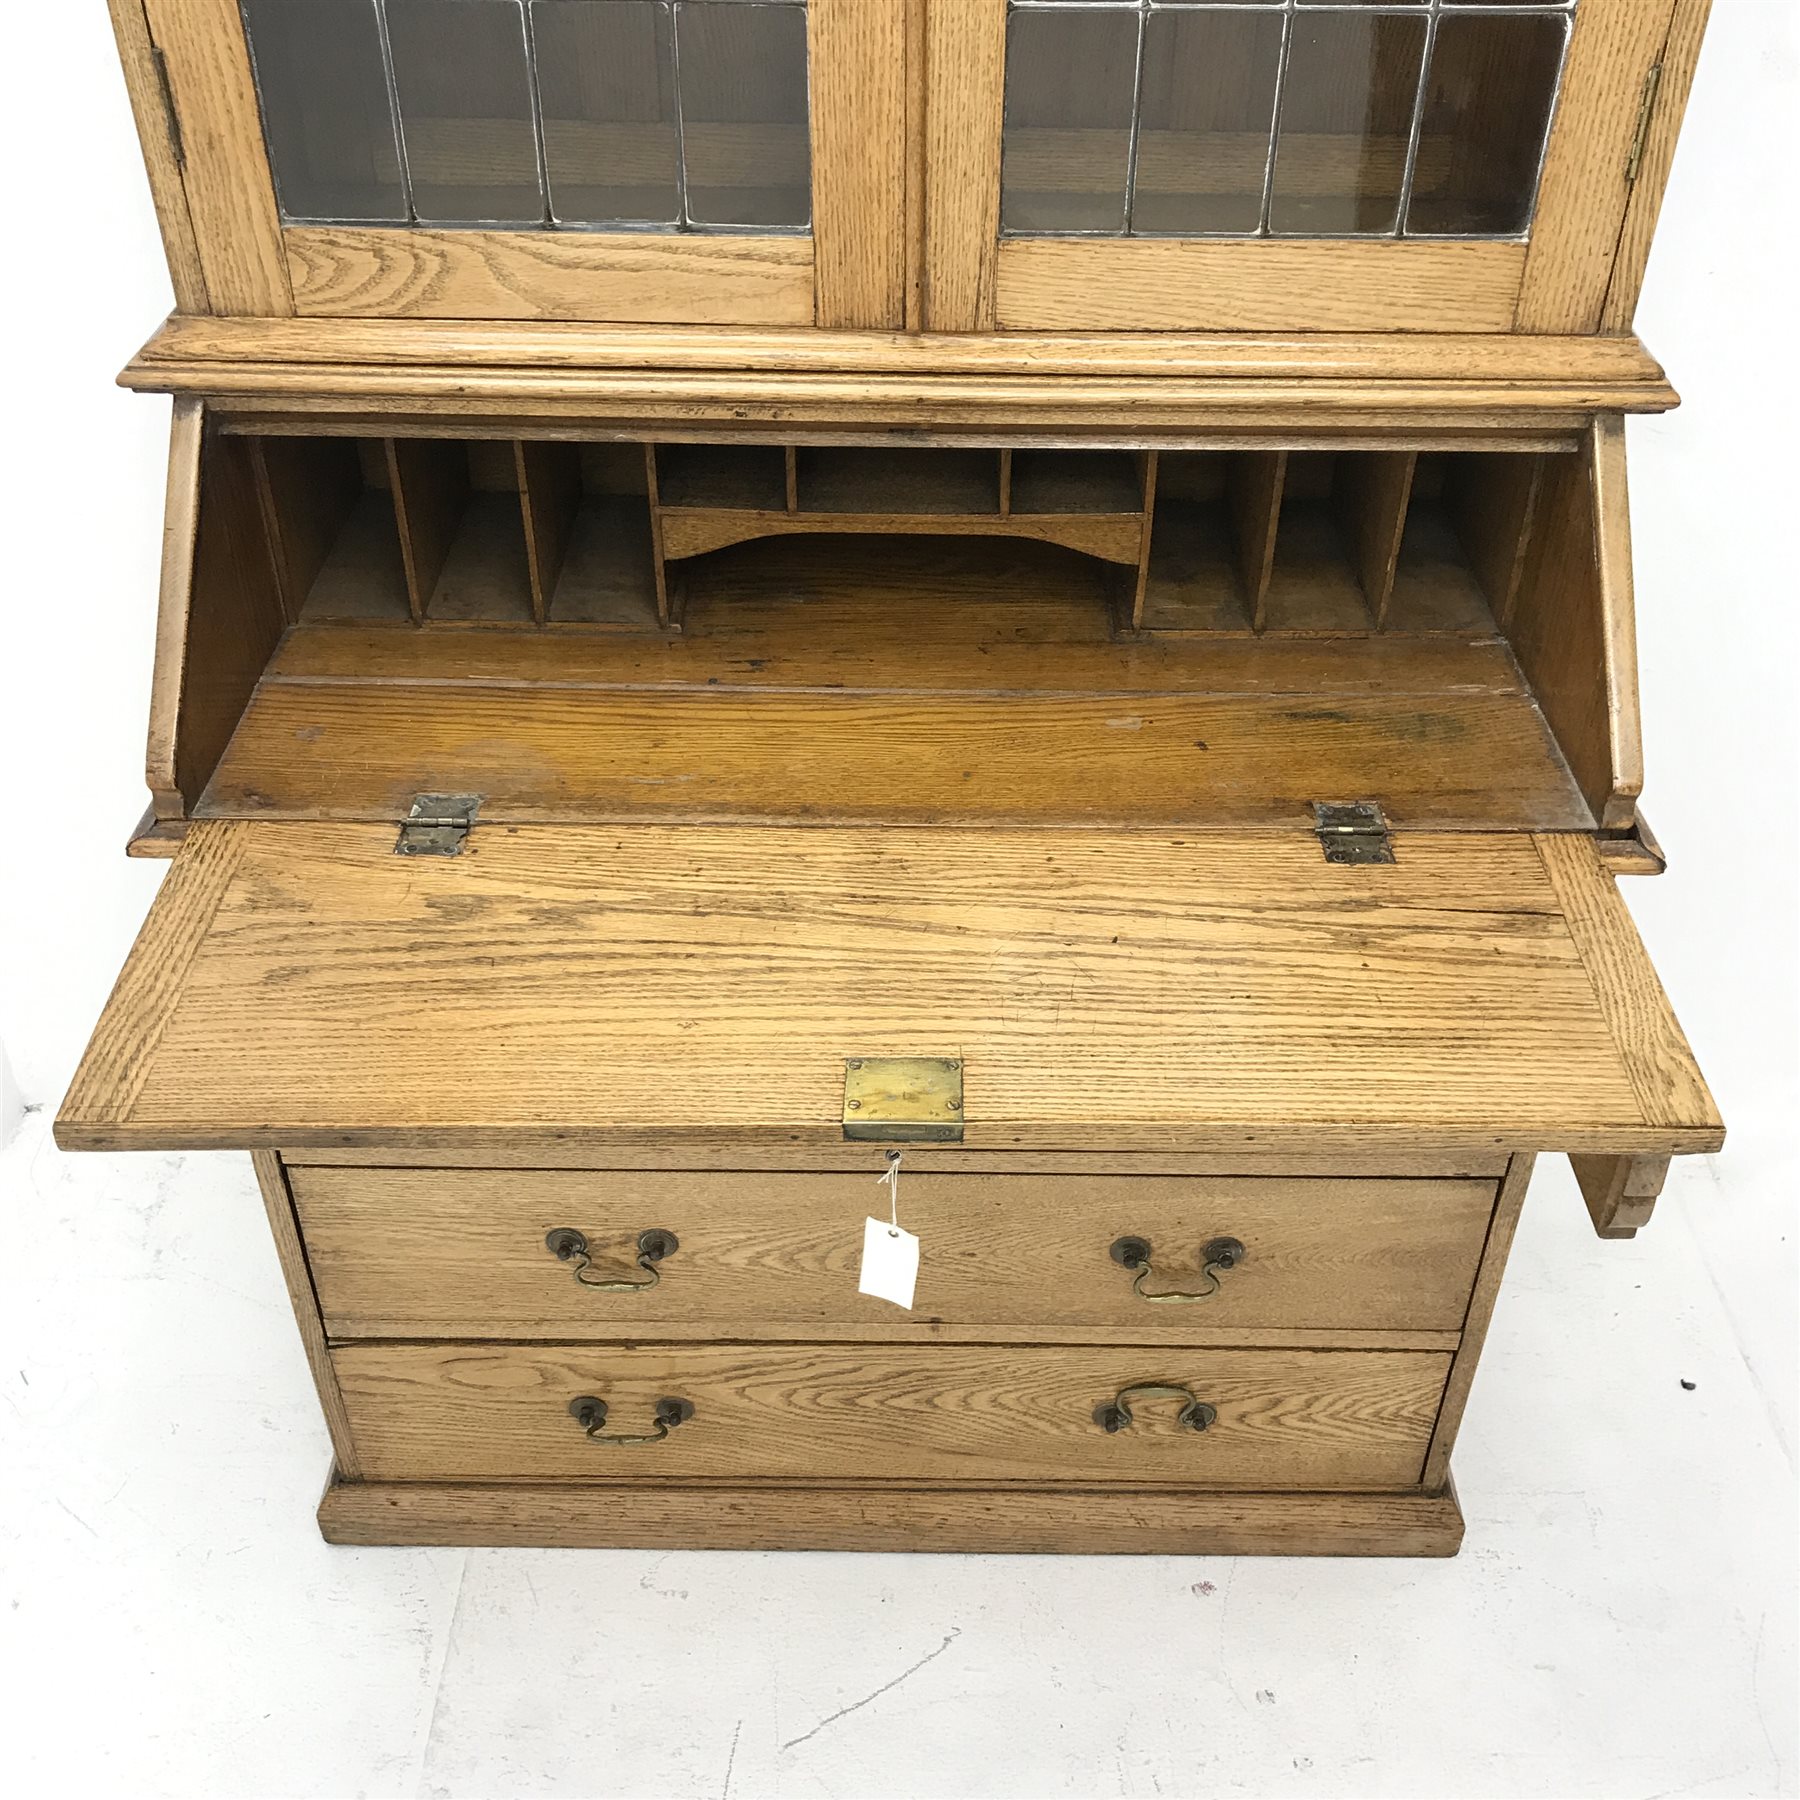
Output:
top-left (289, 1167), bottom-right (1496, 1338)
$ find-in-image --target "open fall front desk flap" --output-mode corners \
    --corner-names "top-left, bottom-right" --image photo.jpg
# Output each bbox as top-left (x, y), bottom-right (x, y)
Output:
top-left (57, 821), bottom-right (1719, 1157)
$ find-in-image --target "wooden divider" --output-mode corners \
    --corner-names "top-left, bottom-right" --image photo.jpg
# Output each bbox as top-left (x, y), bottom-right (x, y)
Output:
top-left (1448, 454), bottom-right (1545, 629)
top-left (385, 439), bottom-right (467, 623)
top-left (246, 434), bottom-right (1556, 647)
top-left (1337, 452), bottom-right (1417, 629)
top-left (1129, 451), bottom-right (1159, 631)
top-left (644, 444), bottom-right (671, 627)
top-left (249, 437), bottom-right (361, 625)
top-left (1229, 451), bottom-right (1287, 631)
top-left (515, 441), bottom-right (581, 626)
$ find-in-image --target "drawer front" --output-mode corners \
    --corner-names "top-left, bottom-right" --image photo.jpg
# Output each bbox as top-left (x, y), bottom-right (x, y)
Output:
top-left (290, 1168), bottom-right (1495, 1336)
top-left (333, 1343), bottom-right (1450, 1487)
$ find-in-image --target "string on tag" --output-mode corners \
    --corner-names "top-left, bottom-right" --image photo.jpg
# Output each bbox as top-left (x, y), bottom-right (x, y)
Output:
top-left (877, 1149), bottom-right (902, 1235)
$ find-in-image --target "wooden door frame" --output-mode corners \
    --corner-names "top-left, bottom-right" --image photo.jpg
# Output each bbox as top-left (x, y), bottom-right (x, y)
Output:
top-left (923, 0), bottom-right (1687, 334)
top-left (128, 0), bottom-right (905, 327)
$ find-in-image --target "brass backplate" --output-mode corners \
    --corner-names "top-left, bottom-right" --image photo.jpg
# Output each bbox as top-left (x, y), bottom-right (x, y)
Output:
top-left (842, 1057), bottom-right (964, 1143)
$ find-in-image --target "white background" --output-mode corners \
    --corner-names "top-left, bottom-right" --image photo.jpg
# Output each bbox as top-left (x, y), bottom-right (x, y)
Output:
top-left (1, 4), bottom-right (1795, 1796)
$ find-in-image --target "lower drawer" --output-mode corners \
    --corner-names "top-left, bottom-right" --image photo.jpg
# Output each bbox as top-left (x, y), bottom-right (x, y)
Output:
top-left (290, 1167), bottom-right (1496, 1336)
top-left (333, 1343), bottom-right (1451, 1488)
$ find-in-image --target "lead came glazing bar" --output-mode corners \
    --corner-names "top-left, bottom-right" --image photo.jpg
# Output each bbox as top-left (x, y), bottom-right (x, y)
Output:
top-left (240, 0), bottom-right (812, 232)
top-left (532, 1), bottom-right (682, 226)
top-left (238, 0), bottom-right (409, 222)
top-left (999, 0), bottom-right (1577, 243)
top-left (384, 0), bottom-right (546, 223)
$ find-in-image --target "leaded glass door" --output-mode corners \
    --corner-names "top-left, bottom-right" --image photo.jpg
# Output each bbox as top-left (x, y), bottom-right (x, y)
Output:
top-left (141, 0), bottom-right (903, 325)
top-left (923, 0), bottom-right (1683, 332)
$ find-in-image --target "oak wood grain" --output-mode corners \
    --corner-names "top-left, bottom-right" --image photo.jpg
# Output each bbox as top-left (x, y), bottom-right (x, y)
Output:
top-left (1570, 1152), bottom-right (1669, 1239)
top-left (58, 821), bottom-right (249, 1137)
top-left (144, 399), bottom-right (205, 819)
top-left (56, 822), bottom-right (1723, 1156)
top-left (289, 1168), bottom-right (1496, 1338)
top-left (265, 608), bottom-right (1530, 699)
top-left (1507, 419), bottom-right (1639, 829)
top-left (140, 0), bottom-right (290, 313)
top-left (285, 230), bottom-right (816, 326)
top-left (289, 1147), bottom-right (1511, 1177)
top-left (1533, 835), bottom-right (1719, 1133)
top-left (1338, 453), bottom-right (1418, 630)
top-left (996, 241), bottom-right (1526, 334)
top-left (159, 426), bottom-right (287, 811)
top-left (251, 1152), bottom-right (361, 1476)
top-left (318, 1476), bottom-right (1465, 1554)
top-left (1422, 1152), bottom-right (1533, 1487)
top-left (922, 0), bottom-right (1006, 329)
top-left (656, 506), bottom-right (1144, 565)
top-left (1599, 0), bottom-right (1714, 332)
top-left (106, 0), bottom-right (209, 311)
top-left (128, 317), bottom-right (1677, 386)
top-left (198, 684), bottom-right (1590, 831)
top-left (1516, 0), bottom-right (1682, 332)
top-left (810, 0), bottom-right (906, 328)
top-left (331, 1342), bottom-right (1450, 1487)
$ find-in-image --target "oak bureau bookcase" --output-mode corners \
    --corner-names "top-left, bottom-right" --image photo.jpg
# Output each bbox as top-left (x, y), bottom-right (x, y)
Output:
top-left (61, 0), bottom-right (1720, 1553)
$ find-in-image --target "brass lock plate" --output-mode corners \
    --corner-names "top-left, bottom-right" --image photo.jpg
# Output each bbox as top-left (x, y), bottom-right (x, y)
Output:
top-left (842, 1057), bottom-right (964, 1143)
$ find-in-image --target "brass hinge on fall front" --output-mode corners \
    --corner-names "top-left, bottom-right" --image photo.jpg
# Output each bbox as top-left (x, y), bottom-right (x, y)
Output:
top-left (1313, 801), bottom-right (1395, 865)
top-left (394, 793), bottom-right (482, 856)
top-left (1625, 63), bottom-right (1664, 185)
top-left (843, 1057), bottom-right (965, 1143)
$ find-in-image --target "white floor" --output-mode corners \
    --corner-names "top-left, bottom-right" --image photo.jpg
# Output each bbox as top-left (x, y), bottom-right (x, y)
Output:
top-left (1, 1115), bottom-right (1792, 1800)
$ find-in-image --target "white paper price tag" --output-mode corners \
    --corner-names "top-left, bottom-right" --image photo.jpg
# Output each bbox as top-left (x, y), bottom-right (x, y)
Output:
top-left (858, 1216), bottom-right (920, 1310)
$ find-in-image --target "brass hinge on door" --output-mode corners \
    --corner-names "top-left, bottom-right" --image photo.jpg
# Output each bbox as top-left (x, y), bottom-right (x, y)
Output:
top-left (149, 41), bottom-right (186, 173)
top-left (1625, 63), bottom-right (1664, 185)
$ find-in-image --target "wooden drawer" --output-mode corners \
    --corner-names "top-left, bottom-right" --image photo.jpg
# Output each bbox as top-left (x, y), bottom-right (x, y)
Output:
top-left (290, 1168), bottom-right (1496, 1337)
top-left (333, 1343), bottom-right (1451, 1487)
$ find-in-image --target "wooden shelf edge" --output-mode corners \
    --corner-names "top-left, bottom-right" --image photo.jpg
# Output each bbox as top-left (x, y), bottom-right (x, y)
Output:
top-left (52, 1120), bottom-right (1729, 1157)
top-left (318, 1472), bottom-right (1466, 1555)
top-left (126, 804), bottom-right (188, 859)
top-left (120, 319), bottom-right (1680, 426)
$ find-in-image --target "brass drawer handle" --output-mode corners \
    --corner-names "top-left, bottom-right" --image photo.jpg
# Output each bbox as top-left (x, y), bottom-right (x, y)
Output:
top-left (1109, 1235), bottom-right (1245, 1303)
top-left (1093, 1383), bottom-right (1217, 1435)
top-left (568, 1394), bottom-right (694, 1445)
top-left (544, 1227), bottom-right (678, 1291)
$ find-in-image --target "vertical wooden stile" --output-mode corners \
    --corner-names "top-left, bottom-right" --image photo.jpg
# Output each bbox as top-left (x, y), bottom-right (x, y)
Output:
top-left (785, 446), bottom-right (800, 513)
top-left (1448, 454), bottom-right (1545, 629)
top-left (1336, 452), bottom-right (1417, 630)
top-left (515, 441), bottom-right (581, 626)
top-left (386, 439), bottom-right (468, 623)
top-left (1129, 451), bottom-right (1160, 632)
top-left (903, 0), bottom-right (929, 331)
top-left (1228, 451), bottom-right (1286, 632)
top-left (998, 448), bottom-right (1013, 516)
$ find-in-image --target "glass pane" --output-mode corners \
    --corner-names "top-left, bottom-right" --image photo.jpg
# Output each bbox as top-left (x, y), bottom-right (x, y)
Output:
top-left (239, 0), bottom-right (405, 221)
top-left (1133, 9), bottom-right (1283, 236)
top-left (1001, 8), bottom-right (1140, 235)
top-left (675, 3), bottom-right (811, 229)
top-left (386, 0), bottom-right (545, 223)
top-left (531, 1), bottom-right (680, 225)
top-left (1406, 12), bottom-right (1568, 236)
top-left (1267, 11), bottom-right (1427, 236)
